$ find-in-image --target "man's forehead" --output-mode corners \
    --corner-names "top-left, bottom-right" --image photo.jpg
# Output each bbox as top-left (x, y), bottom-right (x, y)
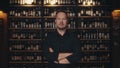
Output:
top-left (56, 13), bottom-right (67, 17)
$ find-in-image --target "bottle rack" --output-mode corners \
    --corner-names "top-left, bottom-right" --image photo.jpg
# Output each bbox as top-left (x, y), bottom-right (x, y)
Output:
top-left (76, 0), bottom-right (112, 67)
top-left (9, 0), bottom-right (42, 5)
top-left (44, 0), bottom-right (76, 5)
top-left (8, 0), bottom-right (112, 68)
top-left (77, 18), bottom-right (111, 29)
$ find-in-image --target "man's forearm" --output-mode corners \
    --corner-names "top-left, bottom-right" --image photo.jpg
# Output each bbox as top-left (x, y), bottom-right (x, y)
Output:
top-left (58, 53), bottom-right (73, 60)
top-left (58, 57), bottom-right (70, 64)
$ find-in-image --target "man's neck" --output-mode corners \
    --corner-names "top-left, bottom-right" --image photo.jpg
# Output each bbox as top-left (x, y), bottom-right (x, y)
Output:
top-left (57, 28), bottom-right (66, 36)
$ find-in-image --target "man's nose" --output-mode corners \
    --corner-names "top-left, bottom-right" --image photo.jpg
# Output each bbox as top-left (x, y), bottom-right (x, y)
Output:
top-left (60, 19), bottom-right (63, 22)
top-left (60, 20), bottom-right (63, 23)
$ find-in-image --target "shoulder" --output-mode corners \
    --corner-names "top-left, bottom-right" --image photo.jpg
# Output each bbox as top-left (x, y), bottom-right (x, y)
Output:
top-left (68, 31), bottom-right (78, 38)
top-left (45, 31), bottom-right (56, 38)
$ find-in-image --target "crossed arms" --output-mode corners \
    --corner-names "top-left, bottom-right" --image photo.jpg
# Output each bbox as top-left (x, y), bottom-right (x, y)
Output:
top-left (49, 48), bottom-right (72, 64)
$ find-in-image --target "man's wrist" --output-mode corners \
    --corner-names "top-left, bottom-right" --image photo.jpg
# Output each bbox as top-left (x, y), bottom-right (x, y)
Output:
top-left (58, 58), bottom-right (70, 64)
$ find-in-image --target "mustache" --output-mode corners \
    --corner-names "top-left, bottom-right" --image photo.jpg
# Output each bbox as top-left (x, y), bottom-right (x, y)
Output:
top-left (59, 22), bottom-right (64, 25)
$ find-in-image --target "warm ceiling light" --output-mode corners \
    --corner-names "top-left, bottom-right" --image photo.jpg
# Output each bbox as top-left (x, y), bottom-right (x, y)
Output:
top-left (87, 0), bottom-right (92, 5)
top-left (50, 0), bottom-right (56, 5)
top-left (24, 0), bottom-right (34, 4)
top-left (0, 11), bottom-right (3, 14)
top-left (113, 10), bottom-right (120, 12)
top-left (112, 9), bottom-right (120, 19)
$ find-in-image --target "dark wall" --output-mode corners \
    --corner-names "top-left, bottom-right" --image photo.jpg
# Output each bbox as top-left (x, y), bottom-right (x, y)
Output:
top-left (113, 0), bottom-right (120, 9)
top-left (0, 0), bottom-right (9, 12)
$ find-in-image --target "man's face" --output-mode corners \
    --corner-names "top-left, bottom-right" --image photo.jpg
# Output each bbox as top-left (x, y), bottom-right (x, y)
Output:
top-left (55, 12), bottom-right (68, 30)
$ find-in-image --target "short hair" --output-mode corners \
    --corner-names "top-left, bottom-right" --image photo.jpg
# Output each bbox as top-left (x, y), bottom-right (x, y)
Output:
top-left (55, 10), bottom-right (68, 19)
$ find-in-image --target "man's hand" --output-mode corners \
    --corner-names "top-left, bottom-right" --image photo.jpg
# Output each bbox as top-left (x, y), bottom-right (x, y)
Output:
top-left (58, 53), bottom-right (72, 60)
top-left (49, 47), bottom-right (54, 53)
top-left (59, 58), bottom-right (70, 64)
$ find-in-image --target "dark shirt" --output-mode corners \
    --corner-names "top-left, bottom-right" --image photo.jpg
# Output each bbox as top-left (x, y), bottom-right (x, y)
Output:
top-left (43, 30), bottom-right (81, 67)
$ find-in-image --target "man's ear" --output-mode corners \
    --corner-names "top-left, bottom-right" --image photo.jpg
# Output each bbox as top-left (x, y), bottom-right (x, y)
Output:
top-left (67, 19), bottom-right (69, 24)
top-left (55, 19), bottom-right (56, 24)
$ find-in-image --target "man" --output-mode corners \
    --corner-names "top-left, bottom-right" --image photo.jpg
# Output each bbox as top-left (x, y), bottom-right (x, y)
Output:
top-left (43, 10), bottom-right (81, 68)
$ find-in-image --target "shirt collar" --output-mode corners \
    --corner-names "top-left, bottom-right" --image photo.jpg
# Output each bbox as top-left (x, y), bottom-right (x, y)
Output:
top-left (55, 29), bottom-right (69, 38)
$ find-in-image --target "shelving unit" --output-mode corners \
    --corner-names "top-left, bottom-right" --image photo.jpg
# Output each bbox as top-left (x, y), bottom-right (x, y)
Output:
top-left (8, 0), bottom-right (113, 68)
top-left (8, 0), bottom-right (43, 68)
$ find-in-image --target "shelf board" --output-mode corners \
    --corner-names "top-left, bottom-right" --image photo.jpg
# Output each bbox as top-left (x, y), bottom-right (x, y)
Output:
top-left (9, 62), bottom-right (42, 64)
top-left (43, 28), bottom-right (76, 30)
top-left (43, 16), bottom-right (76, 18)
top-left (43, 62), bottom-right (48, 63)
top-left (78, 5), bottom-right (112, 7)
top-left (43, 16), bottom-right (55, 18)
top-left (43, 61), bottom-right (110, 64)
top-left (9, 39), bottom-right (42, 41)
top-left (43, 5), bottom-right (76, 7)
top-left (9, 5), bottom-right (41, 7)
top-left (9, 28), bottom-right (42, 30)
top-left (8, 28), bottom-right (110, 30)
top-left (8, 16), bottom-right (111, 19)
top-left (78, 16), bottom-right (111, 18)
top-left (82, 50), bottom-right (110, 52)
top-left (67, 28), bottom-right (77, 30)
top-left (9, 16), bottom-right (42, 18)
top-left (77, 28), bottom-right (110, 30)
top-left (80, 61), bottom-right (110, 63)
top-left (10, 50), bottom-right (41, 52)
top-left (79, 39), bottom-right (110, 41)
top-left (43, 28), bottom-right (55, 30)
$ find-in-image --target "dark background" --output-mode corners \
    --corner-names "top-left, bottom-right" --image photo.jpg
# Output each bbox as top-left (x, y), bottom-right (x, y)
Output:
top-left (0, 0), bottom-right (120, 68)
top-left (0, 0), bottom-right (120, 12)
top-left (0, 0), bottom-right (9, 12)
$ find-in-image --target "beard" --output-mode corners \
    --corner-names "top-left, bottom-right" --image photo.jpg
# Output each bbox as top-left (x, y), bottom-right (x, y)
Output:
top-left (57, 26), bottom-right (67, 30)
top-left (58, 27), bottom-right (66, 30)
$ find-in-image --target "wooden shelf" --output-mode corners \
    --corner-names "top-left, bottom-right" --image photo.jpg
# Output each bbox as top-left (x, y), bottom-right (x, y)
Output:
top-left (9, 28), bottom-right (110, 30)
top-left (9, 16), bottom-right (76, 19)
top-left (82, 50), bottom-right (110, 52)
top-left (10, 50), bottom-right (41, 52)
top-left (78, 5), bottom-right (112, 7)
top-left (9, 28), bottom-right (42, 30)
top-left (79, 39), bottom-right (110, 41)
top-left (77, 28), bottom-right (110, 30)
top-left (9, 39), bottom-right (42, 41)
top-left (9, 16), bottom-right (111, 19)
top-left (43, 5), bottom-right (76, 7)
top-left (43, 28), bottom-right (56, 30)
top-left (9, 5), bottom-right (41, 7)
top-left (78, 16), bottom-right (111, 18)
top-left (43, 28), bottom-right (76, 30)
top-left (9, 62), bottom-right (42, 64)
top-left (43, 16), bottom-right (76, 18)
top-left (43, 62), bottom-right (48, 63)
top-left (80, 61), bottom-right (110, 63)
top-left (43, 61), bottom-right (110, 64)
top-left (9, 16), bottom-right (42, 18)
top-left (8, 16), bottom-right (111, 19)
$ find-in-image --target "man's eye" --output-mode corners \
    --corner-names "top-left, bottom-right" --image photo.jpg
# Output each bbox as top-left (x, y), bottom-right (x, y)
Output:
top-left (57, 18), bottom-right (60, 20)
